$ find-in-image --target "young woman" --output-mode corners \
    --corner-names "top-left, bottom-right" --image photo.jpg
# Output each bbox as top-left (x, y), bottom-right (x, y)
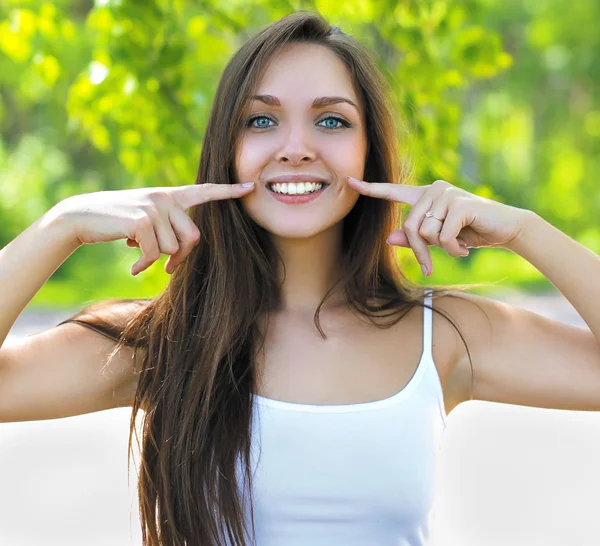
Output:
top-left (1, 10), bottom-right (600, 546)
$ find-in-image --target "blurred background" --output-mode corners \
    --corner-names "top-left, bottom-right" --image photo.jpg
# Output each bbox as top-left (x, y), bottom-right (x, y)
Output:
top-left (1, 0), bottom-right (599, 544)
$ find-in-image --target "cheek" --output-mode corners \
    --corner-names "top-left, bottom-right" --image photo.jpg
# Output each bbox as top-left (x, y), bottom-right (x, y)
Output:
top-left (235, 143), bottom-right (263, 180)
top-left (319, 133), bottom-right (367, 177)
top-left (234, 132), bottom-right (273, 181)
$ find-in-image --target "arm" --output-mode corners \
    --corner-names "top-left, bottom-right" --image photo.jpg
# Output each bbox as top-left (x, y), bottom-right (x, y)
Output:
top-left (506, 211), bottom-right (600, 345)
top-left (0, 209), bottom-right (80, 349)
top-left (0, 211), bottom-right (141, 422)
top-left (447, 211), bottom-right (600, 412)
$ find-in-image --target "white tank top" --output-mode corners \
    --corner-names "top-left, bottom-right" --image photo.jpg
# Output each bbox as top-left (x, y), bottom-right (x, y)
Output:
top-left (227, 289), bottom-right (448, 545)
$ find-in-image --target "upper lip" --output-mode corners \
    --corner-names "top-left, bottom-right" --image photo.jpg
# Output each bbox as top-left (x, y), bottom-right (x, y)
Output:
top-left (265, 174), bottom-right (329, 185)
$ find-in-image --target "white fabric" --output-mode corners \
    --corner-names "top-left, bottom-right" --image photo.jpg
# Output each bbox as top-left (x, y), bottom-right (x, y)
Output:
top-left (227, 289), bottom-right (447, 545)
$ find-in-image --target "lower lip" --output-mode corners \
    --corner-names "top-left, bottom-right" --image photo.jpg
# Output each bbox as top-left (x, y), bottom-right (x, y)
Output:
top-left (267, 185), bottom-right (328, 204)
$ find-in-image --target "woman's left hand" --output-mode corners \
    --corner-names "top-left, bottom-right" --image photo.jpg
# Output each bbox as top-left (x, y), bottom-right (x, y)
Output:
top-left (345, 176), bottom-right (532, 276)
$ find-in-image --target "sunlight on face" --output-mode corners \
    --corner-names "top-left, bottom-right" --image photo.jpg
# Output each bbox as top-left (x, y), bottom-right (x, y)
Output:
top-left (234, 42), bottom-right (368, 239)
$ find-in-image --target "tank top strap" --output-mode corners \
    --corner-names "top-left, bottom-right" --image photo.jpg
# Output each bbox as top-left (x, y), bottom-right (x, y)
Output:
top-left (422, 288), bottom-right (434, 360)
top-left (422, 287), bottom-right (448, 429)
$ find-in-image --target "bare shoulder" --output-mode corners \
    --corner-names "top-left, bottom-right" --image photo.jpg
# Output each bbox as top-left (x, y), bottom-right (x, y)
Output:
top-left (430, 289), bottom-right (507, 406)
top-left (0, 314), bottom-right (143, 423)
top-left (65, 300), bottom-right (149, 406)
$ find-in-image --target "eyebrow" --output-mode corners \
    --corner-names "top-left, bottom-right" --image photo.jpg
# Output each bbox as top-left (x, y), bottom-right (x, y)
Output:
top-left (249, 94), bottom-right (359, 113)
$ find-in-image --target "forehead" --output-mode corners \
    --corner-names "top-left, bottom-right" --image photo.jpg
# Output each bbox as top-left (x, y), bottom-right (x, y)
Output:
top-left (252, 42), bottom-right (359, 105)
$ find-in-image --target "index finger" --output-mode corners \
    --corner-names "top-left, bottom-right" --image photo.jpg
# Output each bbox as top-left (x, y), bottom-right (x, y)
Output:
top-left (345, 177), bottom-right (424, 206)
top-left (168, 182), bottom-right (255, 210)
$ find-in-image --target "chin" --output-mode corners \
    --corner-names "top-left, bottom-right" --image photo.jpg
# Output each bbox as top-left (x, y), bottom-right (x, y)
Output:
top-left (260, 221), bottom-right (334, 240)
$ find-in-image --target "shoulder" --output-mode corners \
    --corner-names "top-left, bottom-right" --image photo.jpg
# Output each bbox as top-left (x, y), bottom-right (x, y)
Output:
top-left (62, 299), bottom-right (150, 345)
top-left (58, 299), bottom-right (152, 404)
top-left (429, 289), bottom-right (508, 404)
top-left (430, 289), bottom-right (501, 339)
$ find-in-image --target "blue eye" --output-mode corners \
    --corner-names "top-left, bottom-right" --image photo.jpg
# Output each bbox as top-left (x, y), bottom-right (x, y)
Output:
top-left (248, 116), bottom-right (273, 129)
top-left (318, 116), bottom-right (351, 130)
top-left (246, 115), bottom-right (352, 130)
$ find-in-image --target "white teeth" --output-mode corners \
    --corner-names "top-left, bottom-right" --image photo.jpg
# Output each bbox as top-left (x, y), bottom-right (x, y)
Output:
top-left (270, 182), bottom-right (324, 195)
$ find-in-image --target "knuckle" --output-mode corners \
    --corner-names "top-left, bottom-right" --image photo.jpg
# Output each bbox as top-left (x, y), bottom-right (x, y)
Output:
top-left (134, 213), bottom-right (153, 229)
top-left (139, 203), bottom-right (159, 219)
top-left (183, 235), bottom-right (199, 249)
top-left (404, 220), bottom-right (418, 232)
top-left (148, 248), bottom-right (161, 261)
top-left (200, 183), bottom-right (216, 194)
top-left (418, 225), bottom-right (432, 238)
top-left (442, 187), bottom-right (458, 199)
top-left (199, 183), bottom-right (218, 200)
top-left (149, 190), bottom-right (172, 205)
top-left (163, 243), bottom-right (180, 255)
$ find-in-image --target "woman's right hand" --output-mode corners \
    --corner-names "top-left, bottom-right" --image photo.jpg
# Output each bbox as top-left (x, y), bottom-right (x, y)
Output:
top-left (50, 182), bottom-right (256, 276)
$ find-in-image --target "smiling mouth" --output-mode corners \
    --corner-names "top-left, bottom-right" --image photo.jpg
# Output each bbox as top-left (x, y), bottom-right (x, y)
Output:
top-left (267, 182), bottom-right (329, 195)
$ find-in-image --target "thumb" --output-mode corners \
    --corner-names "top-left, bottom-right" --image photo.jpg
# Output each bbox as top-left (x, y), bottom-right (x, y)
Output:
top-left (386, 230), bottom-right (410, 247)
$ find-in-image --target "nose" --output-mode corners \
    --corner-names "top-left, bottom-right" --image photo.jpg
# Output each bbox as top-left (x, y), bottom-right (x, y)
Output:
top-left (275, 125), bottom-right (317, 165)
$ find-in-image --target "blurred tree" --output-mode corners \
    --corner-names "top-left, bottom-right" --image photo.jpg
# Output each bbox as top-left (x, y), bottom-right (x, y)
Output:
top-left (459, 0), bottom-right (600, 236)
top-left (0, 0), bottom-right (596, 302)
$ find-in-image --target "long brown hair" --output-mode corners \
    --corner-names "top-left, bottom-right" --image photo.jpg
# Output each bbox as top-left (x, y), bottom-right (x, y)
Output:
top-left (57, 10), bottom-right (495, 546)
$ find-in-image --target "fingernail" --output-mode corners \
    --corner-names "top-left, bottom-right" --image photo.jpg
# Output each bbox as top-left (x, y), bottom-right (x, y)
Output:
top-left (347, 176), bottom-right (358, 183)
top-left (241, 182), bottom-right (255, 188)
top-left (421, 264), bottom-right (428, 276)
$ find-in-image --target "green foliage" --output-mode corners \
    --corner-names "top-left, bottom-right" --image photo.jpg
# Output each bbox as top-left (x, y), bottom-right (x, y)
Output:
top-left (0, 0), bottom-right (597, 305)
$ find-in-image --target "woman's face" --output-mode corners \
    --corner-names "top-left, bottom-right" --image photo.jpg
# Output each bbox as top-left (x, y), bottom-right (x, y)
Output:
top-left (235, 42), bottom-right (368, 239)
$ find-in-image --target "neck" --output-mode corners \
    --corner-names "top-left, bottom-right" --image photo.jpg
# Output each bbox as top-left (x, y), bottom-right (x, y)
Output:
top-left (271, 223), bottom-right (347, 314)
